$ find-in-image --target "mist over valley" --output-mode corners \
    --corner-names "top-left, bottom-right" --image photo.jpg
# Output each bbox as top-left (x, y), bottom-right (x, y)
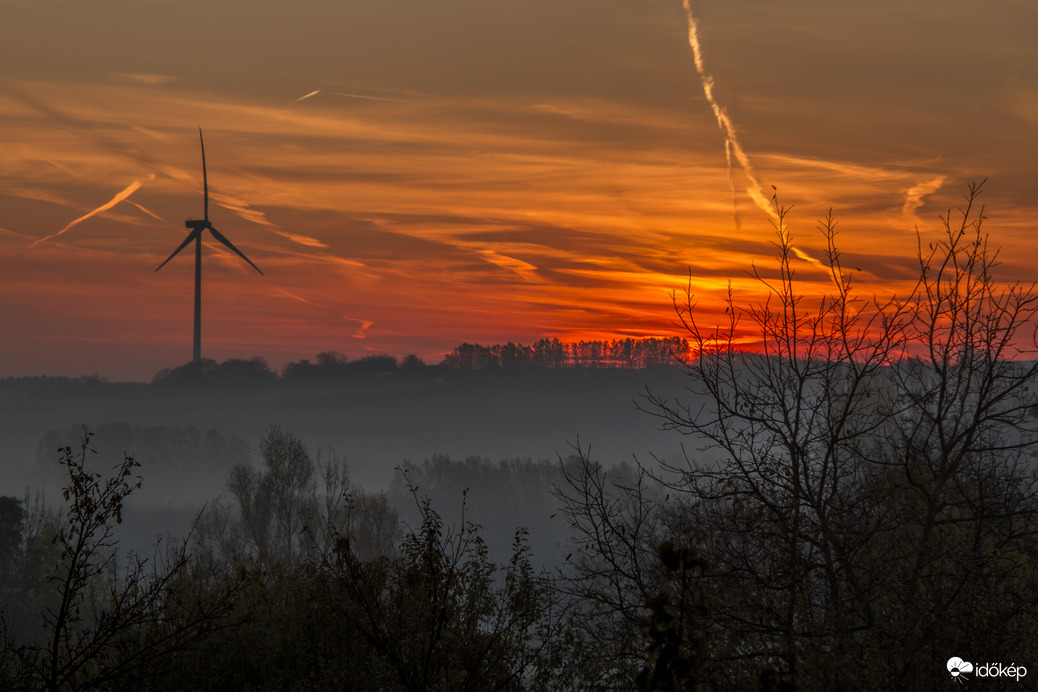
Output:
top-left (0, 356), bottom-right (690, 564)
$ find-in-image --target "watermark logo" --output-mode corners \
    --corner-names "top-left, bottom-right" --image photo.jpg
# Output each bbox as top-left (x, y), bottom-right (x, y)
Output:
top-left (947, 657), bottom-right (1027, 683)
top-left (948, 657), bottom-right (974, 682)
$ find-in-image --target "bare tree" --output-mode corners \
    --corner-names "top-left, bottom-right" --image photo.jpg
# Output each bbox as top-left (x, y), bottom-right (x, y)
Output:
top-left (557, 183), bottom-right (1038, 690)
top-left (554, 453), bottom-right (670, 687)
top-left (260, 426), bottom-right (315, 562)
top-left (215, 428), bottom-right (399, 570)
top-left (226, 462), bottom-right (273, 561)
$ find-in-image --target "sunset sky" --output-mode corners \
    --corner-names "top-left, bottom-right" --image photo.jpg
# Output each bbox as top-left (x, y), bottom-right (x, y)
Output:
top-left (2, 0), bottom-right (1037, 380)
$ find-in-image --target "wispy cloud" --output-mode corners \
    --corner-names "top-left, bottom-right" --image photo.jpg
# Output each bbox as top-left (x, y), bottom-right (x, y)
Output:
top-left (271, 286), bottom-right (318, 306)
top-left (791, 246), bottom-right (830, 272)
top-left (212, 193), bottom-right (329, 249)
top-left (9, 185), bottom-right (71, 207)
top-left (270, 229), bottom-right (329, 249)
top-left (344, 316), bottom-right (374, 339)
top-left (902, 176), bottom-right (945, 218)
top-left (477, 248), bottom-right (541, 282)
top-left (109, 72), bottom-right (179, 86)
top-left (292, 89), bottom-right (321, 104)
top-left (28, 174), bottom-right (154, 248)
top-left (331, 92), bottom-right (408, 103)
top-left (44, 159), bottom-right (82, 179)
top-left (127, 201), bottom-right (167, 223)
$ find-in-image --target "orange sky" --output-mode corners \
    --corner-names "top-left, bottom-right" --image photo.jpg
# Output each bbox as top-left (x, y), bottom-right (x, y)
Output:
top-left (2, 0), bottom-right (1037, 380)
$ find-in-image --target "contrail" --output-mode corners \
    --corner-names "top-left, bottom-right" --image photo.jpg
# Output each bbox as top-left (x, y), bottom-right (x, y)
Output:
top-left (44, 159), bottom-right (82, 179)
top-left (681, 0), bottom-right (827, 271)
top-left (724, 138), bottom-right (741, 231)
top-left (128, 201), bottom-right (167, 223)
top-left (271, 286), bottom-right (318, 306)
top-left (331, 92), bottom-right (408, 103)
top-left (293, 89), bottom-right (321, 104)
top-left (682, 0), bottom-right (773, 220)
top-left (29, 174), bottom-right (154, 248)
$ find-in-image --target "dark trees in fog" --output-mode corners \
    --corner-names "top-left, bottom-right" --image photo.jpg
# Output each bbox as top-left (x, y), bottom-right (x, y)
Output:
top-left (0, 497), bottom-right (23, 572)
top-left (180, 435), bottom-right (582, 690)
top-left (328, 485), bottom-right (579, 691)
top-left (3, 428), bottom-right (587, 690)
top-left (215, 425), bottom-right (399, 567)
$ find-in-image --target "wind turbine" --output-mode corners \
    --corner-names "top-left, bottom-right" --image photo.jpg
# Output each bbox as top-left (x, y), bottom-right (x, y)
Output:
top-left (156, 129), bottom-right (263, 363)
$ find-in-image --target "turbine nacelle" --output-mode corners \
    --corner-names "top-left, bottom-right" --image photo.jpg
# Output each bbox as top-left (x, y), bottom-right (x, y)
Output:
top-left (185, 219), bottom-right (210, 230)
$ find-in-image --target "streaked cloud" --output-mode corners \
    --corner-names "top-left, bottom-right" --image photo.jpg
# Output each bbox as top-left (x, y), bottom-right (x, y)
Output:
top-left (269, 229), bottom-right (329, 249)
top-left (345, 317), bottom-right (374, 339)
top-left (475, 249), bottom-right (541, 282)
top-left (331, 92), bottom-right (409, 103)
top-left (109, 72), bottom-right (178, 86)
top-left (292, 89), bottom-right (321, 104)
top-left (126, 201), bottom-right (167, 223)
top-left (902, 176), bottom-right (946, 218)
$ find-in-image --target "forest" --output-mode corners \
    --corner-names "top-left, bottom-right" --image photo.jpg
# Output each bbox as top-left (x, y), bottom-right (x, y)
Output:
top-left (2, 185), bottom-right (1038, 690)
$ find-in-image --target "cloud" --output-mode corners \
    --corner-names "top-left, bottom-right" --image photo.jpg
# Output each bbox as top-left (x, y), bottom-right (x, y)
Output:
top-left (109, 72), bottom-right (179, 86)
top-left (902, 176), bottom-right (946, 218)
top-left (331, 92), bottom-right (409, 103)
top-left (475, 249), bottom-right (541, 282)
top-left (271, 287), bottom-right (318, 306)
top-left (212, 194), bottom-right (329, 249)
top-left (292, 89), bottom-right (321, 104)
top-left (44, 159), bottom-right (82, 179)
top-left (344, 316), bottom-right (374, 339)
top-left (127, 201), bottom-right (167, 223)
top-left (269, 229), bottom-right (330, 249)
top-left (28, 174), bottom-right (155, 248)
top-left (8, 185), bottom-right (72, 207)
top-left (791, 245), bottom-right (830, 273)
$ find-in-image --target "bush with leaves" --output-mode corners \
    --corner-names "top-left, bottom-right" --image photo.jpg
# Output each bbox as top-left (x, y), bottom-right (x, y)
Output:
top-left (1, 433), bottom-right (241, 691)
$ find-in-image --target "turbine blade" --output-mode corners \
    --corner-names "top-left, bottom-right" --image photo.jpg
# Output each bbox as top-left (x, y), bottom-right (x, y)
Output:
top-left (155, 229), bottom-right (201, 271)
top-left (209, 226), bottom-right (264, 275)
top-left (199, 128), bottom-right (209, 222)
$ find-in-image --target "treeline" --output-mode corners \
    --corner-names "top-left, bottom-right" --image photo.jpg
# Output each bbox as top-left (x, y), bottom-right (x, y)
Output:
top-left (441, 337), bottom-right (688, 369)
top-left (0, 338), bottom-right (687, 391)
top-left (151, 336), bottom-right (687, 385)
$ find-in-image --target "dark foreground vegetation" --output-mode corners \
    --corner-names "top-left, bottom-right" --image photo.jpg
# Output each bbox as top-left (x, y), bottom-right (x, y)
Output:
top-left (3, 184), bottom-right (1038, 690)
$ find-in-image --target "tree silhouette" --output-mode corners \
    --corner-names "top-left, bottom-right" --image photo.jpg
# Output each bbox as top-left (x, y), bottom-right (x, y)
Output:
top-left (560, 183), bottom-right (1038, 690)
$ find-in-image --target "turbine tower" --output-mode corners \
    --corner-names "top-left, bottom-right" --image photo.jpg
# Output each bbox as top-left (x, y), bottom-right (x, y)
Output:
top-left (156, 129), bottom-right (263, 363)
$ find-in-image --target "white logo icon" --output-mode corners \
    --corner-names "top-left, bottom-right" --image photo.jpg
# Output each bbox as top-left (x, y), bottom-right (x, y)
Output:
top-left (948, 657), bottom-right (974, 681)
